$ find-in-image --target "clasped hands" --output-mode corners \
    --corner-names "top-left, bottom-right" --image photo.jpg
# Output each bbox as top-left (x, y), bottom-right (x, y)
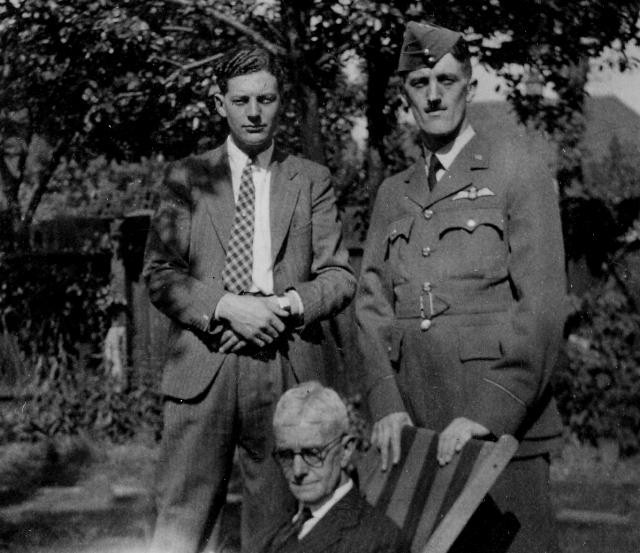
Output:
top-left (372, 412), bottom-right (490, 470)
top-left (215, 293), bottom-right (290, 353)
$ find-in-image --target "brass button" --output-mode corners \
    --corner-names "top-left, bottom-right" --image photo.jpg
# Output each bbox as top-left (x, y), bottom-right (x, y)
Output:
top-left (424, 209), bottom-right (434, 220)
top-left (466, 219), bottom-right (477, 229)
top-left (420, 319), bottom-right (432, 331)
top-left (422, 246), bottom-right (432, 257)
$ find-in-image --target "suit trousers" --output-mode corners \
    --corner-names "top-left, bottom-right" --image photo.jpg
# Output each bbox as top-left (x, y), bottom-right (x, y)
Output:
top-left (150, 347), bottom-right (297, 553)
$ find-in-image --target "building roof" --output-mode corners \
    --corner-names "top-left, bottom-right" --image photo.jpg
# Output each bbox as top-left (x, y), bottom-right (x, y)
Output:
top-left (468, 95), bottom-right (640, 167)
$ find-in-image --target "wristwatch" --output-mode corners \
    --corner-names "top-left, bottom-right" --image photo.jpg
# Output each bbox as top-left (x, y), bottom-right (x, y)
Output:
top-left (277, 295), bottom-right (292, 314)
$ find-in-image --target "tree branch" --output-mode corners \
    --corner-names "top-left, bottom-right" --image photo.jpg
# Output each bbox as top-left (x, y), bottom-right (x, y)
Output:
top-left (165, 0), bottom-right (287, 57)
top-left (152, 56), bottom-right (184, 68)
top-left (161, 25), bottom-right (196, 34)
top-left (0, 152), bottom-right (21, 206)
top-left (182, 53), bottom-right (223, 71)
top-left (21, 139), bottom-right (68, 228)
top-left (161, 54), bottom-right (223, 84)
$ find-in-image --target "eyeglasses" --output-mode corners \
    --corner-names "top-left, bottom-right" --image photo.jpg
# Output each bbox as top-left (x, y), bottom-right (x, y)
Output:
top-left (272, 435), bottom-right (344, 468)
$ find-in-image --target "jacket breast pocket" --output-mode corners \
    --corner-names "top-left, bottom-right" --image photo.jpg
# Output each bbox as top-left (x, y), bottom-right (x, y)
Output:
top-left (438, 208), bottom-right (507, 280)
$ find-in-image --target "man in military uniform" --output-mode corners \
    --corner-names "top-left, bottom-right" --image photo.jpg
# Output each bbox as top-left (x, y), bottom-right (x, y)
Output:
top-left (355, 21), bottom-right (568, 552)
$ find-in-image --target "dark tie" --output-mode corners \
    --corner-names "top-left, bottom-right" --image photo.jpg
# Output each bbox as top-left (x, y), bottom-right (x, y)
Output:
top-left (427, 153), bottom-right (442, 191)
top-left (221, 157), bottom-right (255, 293)
top-left (268, 507), bottom-right (313, 553)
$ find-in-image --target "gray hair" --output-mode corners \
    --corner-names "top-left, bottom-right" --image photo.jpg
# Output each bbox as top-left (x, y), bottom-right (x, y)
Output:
top-left (273, 381), bottom-right (349, 437)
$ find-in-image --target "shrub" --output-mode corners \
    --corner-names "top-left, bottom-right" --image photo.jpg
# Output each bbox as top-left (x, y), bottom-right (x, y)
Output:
top-left (0, 370), bottom-right (162, 445)
top-left (555, 287), bottom-right (640, 455)
top-left (0, 252), bottom-right (111, 383)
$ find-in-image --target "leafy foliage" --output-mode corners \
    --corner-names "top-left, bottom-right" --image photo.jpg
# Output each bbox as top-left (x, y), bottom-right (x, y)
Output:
top-left (0, 252), bottom-right (162, 445)
top-left (38, 155), bottom-right (166, 219)
top-left (562, 136), bottom-right (640, 280)
top-left (2, 0), bottom-right (639, 234)
top-left (557, 288), bottom-right (640, 454)
top-left (0, 253), bottom-right (111, 379)
top-left (556, 138), bottom-right (640, 455)
top-left (0, 370), bottom-right (162, 445)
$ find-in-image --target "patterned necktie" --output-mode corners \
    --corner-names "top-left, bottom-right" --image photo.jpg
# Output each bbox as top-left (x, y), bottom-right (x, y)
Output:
top-left (427, 153), bottom-right (442, 191)
top-left (268, 507), bottom-right (313, 553)
top-left (222, 157), bottom-right (255, 293)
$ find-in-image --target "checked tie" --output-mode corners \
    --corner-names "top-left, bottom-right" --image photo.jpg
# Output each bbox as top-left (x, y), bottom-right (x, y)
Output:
top-left (222, 157), bottom-right (256, 293)
top-left (427, 153), bottom-right (442, 191)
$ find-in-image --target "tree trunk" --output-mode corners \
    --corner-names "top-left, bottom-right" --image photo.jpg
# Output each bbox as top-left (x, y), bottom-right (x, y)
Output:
top-left (554, 57), bottom-right (589, 198)
top-left (297, 82), bottom-right (326, 164)
top-left (279, 0), bottom-right (326, 165)
top-left (363, 48), bottom-right (396, 211)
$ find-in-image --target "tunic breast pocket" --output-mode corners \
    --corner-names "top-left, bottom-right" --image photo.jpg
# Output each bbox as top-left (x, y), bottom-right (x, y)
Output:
top-left (437, 208), bottom-right (507, 280)
top-left (386, 215), bottom-right (415, 284)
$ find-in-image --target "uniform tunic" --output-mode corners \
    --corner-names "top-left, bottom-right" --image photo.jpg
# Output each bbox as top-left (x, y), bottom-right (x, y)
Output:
top-left (356, 129), bottom-right (568, 459)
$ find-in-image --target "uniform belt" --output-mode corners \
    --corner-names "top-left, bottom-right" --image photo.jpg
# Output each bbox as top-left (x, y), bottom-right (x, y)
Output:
top-left (394, 285), bottom-right (511, 319)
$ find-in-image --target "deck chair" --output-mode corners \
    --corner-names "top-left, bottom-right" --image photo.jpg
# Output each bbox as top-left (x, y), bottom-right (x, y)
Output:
top-left (357, 426), bottom-right (519, 553)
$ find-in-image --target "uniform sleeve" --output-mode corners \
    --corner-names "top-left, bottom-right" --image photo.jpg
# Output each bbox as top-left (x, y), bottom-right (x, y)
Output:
top-left (142, 161), bottom-right (227, 336)
top-left (355, 183), bottom-right (407, 420)
top-left (291, 165), bottom-right (357, 326)
top-left (466, 151), bottom-right (568, 437)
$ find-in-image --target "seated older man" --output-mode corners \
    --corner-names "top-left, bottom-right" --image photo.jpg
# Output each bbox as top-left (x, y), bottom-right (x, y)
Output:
top-left (259, 381), bottom-right (408, 553)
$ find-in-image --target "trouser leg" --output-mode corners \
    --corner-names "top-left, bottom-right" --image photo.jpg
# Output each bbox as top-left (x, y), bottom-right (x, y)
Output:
top-left (237, 353), bottom-right (296, 553)
top-left (491, 455), bottom-right (559, 553)
top-left (150, 363), bottom-right (237, 553)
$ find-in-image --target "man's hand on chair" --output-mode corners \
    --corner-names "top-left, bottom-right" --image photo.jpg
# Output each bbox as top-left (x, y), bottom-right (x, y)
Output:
top-left (371, 411), bottom-right (413, 472)
top-left (437, 417), bottom-right (490, 466)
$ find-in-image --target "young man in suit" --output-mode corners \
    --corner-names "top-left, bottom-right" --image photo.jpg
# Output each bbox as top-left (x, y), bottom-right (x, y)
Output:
top-left (356, 22), bottom-right (568, 552)
top-left (261, 381), bottom-right (407, 553)
top-left (144, 45), bottom-right (356, 553)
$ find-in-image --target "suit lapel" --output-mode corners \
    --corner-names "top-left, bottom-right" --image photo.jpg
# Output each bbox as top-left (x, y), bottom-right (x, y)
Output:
top-left (426, 135), bottom-right (490, 208)
top-left (297, 488), bottom-right (362, 553)
top-left (270, 146), bottom-right (302, 262)
top-left (200, 144), bottom-right (235, 252)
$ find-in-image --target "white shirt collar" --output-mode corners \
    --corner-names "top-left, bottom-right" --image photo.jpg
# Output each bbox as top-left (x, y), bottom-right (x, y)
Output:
top-left (427, 124), bottom-right (476, 171)
top-left (303, 478), bottom-right (353, 521)
top-left (226, 135), bottom-right (274, 170)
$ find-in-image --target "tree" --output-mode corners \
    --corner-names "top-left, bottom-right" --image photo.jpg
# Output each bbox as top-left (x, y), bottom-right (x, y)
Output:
top-left (0, 0), bottom-right (236, 246)
top-left (2, 0), bottom-right (639, 246)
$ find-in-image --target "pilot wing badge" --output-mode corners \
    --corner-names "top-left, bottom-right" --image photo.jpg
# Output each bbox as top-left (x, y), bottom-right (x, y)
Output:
top-left (452, 186), bottom-right (495, 201)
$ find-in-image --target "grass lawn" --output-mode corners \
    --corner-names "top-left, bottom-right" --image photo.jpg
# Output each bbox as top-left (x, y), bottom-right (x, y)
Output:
top-left (1, 438), bottom-right (639, 552)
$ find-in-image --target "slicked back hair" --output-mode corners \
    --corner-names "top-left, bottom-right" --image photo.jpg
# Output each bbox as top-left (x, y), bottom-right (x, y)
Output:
top-left (273, 381), bottom-right (349, 439)
top-left (216, 45), bottom-right (284, 94)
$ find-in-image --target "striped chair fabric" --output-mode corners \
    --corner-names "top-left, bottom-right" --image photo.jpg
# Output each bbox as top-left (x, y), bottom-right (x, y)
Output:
top-left (357, 426), bottom-right (519, 553)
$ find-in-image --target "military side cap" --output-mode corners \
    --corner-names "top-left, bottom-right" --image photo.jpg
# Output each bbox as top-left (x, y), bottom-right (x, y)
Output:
top-left (397, 21), bottom-right (462, 73)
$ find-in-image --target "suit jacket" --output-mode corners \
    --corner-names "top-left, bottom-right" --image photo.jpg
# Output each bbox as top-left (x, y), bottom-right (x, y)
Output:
top-left (259, 488), bottom-right (408, 553)
top-left (355, 131), bottom-right (568, 456)
top-left (143, 142), bottom-right (356, 399)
